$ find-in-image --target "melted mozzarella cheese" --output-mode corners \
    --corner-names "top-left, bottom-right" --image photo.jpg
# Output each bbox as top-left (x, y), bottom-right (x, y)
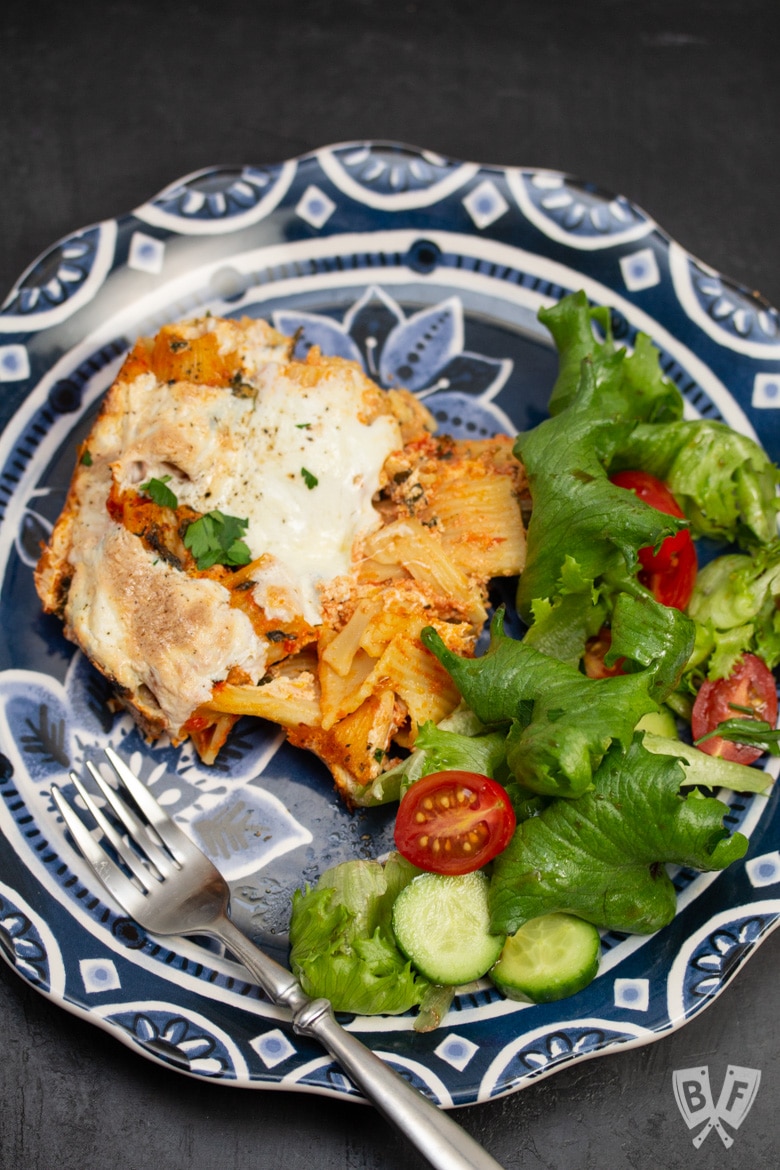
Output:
top-left (114, 361), bottom-right (401, 627)
top-left (239, 366), bottom-right (401, 625)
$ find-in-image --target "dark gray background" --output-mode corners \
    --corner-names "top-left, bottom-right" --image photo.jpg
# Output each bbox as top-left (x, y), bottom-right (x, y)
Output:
top-left (1, 2), bottom-right (779, 1167)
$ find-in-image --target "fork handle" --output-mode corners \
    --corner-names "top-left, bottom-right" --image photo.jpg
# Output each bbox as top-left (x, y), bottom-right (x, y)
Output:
top-left (215, 916), bottom-right (310, 1009)
top-left (213, 918), bottom-right (506, 1170)
top-left (293, 997), bottom-right (507, 1170)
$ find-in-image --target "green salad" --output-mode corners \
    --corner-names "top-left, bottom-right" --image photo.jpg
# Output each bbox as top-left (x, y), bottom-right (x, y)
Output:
top-left (288, 291), bottom-right (780, 1026)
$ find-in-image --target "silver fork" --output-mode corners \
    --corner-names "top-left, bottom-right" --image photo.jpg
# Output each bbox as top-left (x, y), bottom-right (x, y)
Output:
top-left (51, 747), bottom-right (506, 1170)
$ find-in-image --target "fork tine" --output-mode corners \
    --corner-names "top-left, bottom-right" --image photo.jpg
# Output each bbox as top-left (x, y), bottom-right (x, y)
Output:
top-left (103, 745), bottom-right (190, 861)
top-left (85, 760), bottom-right (175, 877)
top-left (51, 783), bottom-right (147, 908)
top-left (68, 769), bottom-right (162, 886)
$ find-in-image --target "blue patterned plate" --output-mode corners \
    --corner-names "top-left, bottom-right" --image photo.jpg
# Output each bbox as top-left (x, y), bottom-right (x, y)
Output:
top-left (1, 142), bottom-right (780, 1105)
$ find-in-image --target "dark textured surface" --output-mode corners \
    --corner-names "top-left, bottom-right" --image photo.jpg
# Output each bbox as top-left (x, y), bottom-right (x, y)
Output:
top-left (1, 2), bottom-right (779, 1167)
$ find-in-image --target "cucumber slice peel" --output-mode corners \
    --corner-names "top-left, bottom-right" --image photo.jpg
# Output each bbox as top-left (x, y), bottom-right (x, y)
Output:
top-left (490, 912), bottom-right (601, 1003)
top-left (392, 871), bottom-right (505, 986)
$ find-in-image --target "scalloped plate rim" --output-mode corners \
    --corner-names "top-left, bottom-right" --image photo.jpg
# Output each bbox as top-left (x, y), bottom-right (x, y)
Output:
top-left (1, 140), bottom-right (779, 1107)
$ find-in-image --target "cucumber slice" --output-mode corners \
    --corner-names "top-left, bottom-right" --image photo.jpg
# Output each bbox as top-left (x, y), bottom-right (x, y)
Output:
top-left (392, 871), bottom-right (505, 985)
top-left (636, 706), bottom-right (678, 737)
top-left (490, 912), bottom-right (601, 1003)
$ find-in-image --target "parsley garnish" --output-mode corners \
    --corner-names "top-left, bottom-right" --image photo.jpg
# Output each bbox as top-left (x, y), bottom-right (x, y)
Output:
top-left (141, 475), bottom-right (179, 508)
top-left (301, 467), bottom-right (318, 490)
top-left (184, 510), bottom-right (252, 570)
top-left (80, 448), bottom-right (93, 467)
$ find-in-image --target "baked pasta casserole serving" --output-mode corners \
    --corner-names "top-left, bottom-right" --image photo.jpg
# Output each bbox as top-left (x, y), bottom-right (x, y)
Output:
top-left (35, 314), bottom-right (528, 803)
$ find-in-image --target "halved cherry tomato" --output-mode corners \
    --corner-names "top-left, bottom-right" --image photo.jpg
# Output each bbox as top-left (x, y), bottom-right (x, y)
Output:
top-left (394, 770), bottom-right (516, 875)
top-left (610, 470), bottom-right (697, 610)
top-left (583, 626), bottom-right (626, 679)
top-left (691, 653), bottom-right (778, 765)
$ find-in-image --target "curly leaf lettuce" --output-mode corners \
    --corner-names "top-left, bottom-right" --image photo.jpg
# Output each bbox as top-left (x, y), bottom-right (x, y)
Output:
top-left (518, 291), bottom-right (779, 651)
top-left (611, 421), bottom-right (780, 547)
top-left (489, 736), bottom-right (748, 936)
top-left (347, 707), bottom-right (507, 807)
top-left (539, 291), bottom-right (684, 423)
top-left (514, 356), bottom-right (686, 623)
top-left (606, 588), bottom-right (695, 699)
top-left (685, 541), bottom-right (780, 682)
top-left (643, 732), bottom-right (775, 793)
top-left (289, 855), bottom-right (427, 1015)
top-left (421, 603), bottom-right (692, 798)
